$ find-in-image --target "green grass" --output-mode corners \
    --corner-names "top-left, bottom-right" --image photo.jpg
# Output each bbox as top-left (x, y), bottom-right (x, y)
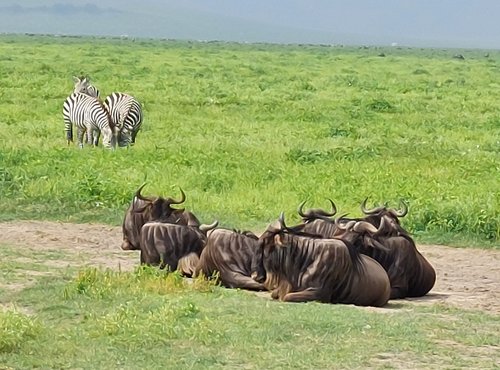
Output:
top-left (0, 36), bottom-right (498, 368)
top-left (0, 34), bottom-right (498, 247)
top-left (1, 265), bottom-right (498, 369)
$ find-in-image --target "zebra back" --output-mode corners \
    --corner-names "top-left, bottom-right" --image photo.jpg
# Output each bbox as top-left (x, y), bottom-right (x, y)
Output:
top-left (104, 92), bottom-right (143, 147)
top-left (73, 76), bottom-right (100, 98)
top-left (63, 93), bottom-right (117, 148)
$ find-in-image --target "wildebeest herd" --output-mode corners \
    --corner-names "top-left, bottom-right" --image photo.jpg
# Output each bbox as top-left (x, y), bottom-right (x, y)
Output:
top-left (121, 184), bottom-right (436, 308)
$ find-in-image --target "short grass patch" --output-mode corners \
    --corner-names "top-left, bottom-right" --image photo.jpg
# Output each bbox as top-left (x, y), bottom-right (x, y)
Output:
top-left (0, 266), bottom-right (498, 369)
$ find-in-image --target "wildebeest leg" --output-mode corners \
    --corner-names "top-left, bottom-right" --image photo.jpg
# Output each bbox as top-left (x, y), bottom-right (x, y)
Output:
top-left (271, 288), bottom-right (280, 299)
top-left (390, 284), bottom-right (408, 299)
top-left (159, 252), bottom-right (178, 272)
top-left (282, 288), bottom-right (322, 303)
top-left (223, 271), bottom-right (266, 291)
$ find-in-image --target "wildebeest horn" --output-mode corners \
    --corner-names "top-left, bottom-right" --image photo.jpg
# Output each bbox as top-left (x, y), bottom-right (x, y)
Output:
top-left (361, 198), bottom-right (385, 215)
top-left (199, 220), bottom-right (218, 232)
top-left (394, 199), bottom-right (408, 217)
top-left (297, 200), bottom-right (308, 218)
top-left (278, 211), bottom-right (287, 230)
top-left (353, 215), bottom-right (387, 234)
top-left (324, 199), bottom-right (337, 217)
top-left (134, 182), bottom-right (150, 202)
top-left (298, 199), bottom-right (337, 219)
top-left (353, 221), bottom-right (378, 234)
top-left (167, 187), bottom-right (186, 205)
top-left (335, 214), bottom-right (355, 230)
top-left (376, 215), bottom-right (387, 234)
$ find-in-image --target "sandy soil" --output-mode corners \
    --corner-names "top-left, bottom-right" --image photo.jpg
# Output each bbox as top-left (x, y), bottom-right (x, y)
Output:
top-left (1, 220), bottom-right (499, 313)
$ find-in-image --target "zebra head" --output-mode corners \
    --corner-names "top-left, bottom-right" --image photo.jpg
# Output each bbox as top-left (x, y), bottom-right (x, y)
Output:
top-left (73, 76), bottom-right (100, 98)
top-left (118, 129), bottom-right (133, 147)
top-left (100, 126), bottom-right (118, 149)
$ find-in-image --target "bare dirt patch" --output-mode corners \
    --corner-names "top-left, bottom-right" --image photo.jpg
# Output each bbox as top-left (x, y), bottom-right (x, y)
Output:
top-left (1, 220), bottom-right (499, 313)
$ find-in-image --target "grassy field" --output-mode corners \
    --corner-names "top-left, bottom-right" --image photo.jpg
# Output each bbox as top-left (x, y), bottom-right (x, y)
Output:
top-left (0, 34), bottom-right (498, 246)
top-left (0, 242), bottom-right (498, 369)
top-left (0, 34), bottom-right (499, 367)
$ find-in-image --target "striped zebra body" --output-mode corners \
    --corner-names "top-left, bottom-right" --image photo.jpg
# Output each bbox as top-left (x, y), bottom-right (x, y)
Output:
top-left (104, 92), bottom-right (143, 147)
top-left (62, 93), bottom-right (116, 148)
top-left (73, 76), bottom-right (100, 98)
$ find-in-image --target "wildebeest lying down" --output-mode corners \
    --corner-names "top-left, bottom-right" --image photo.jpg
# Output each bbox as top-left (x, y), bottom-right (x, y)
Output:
top-left (252, 214), bottom-right (390, 307)
top-left (140, 221), bottom-right (218, 272)
top-left (194, 229), bottom-right (265, 291)
top-left (121, 183), bottom-right (201, 251)
top-left (297, 199), bottom-right (436, 299)
top-left (121, 183), bottom-right (215, 275)
top-left (336, 217), bottom-right (436, 299)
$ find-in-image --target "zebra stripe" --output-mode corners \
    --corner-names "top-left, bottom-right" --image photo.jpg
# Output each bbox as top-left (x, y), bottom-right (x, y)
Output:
top-left (63, 93), bottom-right (116, 148)
top-left (104, 92), bottom-right (143, 147)
top-left (73, 76), bottom-right (100, 98)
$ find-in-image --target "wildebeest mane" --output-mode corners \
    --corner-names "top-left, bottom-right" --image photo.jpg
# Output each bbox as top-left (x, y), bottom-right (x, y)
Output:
top-left (230, 229), bottom-right (259, 240)
top-left (333, 237), bottom-right (364, 275)
top-left (281, 222), bottom-right (325, 240)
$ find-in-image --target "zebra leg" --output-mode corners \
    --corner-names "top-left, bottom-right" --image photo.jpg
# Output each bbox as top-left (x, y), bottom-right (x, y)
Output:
top-left (77, 127), bottom-right (85, 148)
top-left (92, 129), bottom-right (100, 147)
top-left (86, 128), bottom-right (93, 146)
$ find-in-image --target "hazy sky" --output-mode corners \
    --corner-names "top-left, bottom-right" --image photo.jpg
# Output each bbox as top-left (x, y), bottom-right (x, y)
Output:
top-left (1, 0), bottom-right (499, 49)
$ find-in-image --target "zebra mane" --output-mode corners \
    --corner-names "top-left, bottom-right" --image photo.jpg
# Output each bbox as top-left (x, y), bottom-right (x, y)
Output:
top-left (95, 98), bottom-right (116, 130)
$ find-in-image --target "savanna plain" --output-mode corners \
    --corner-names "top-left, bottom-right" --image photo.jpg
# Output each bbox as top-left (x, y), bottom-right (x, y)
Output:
top-left (0, 35), bottom-right (498, 369)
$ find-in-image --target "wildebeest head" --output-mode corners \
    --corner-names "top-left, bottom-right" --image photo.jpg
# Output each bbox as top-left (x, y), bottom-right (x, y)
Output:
top-left (252, 215), bottom-right (284, 283)
top-left (333, 215), bottom-right (390, 253)
top-left (360, 198), bottom-right (409, 237)
top-left (121, 183), bottom-right (188, 250)
top-left (252, 212), bottom-right (323, 283)
top-left (297, 199), bottom-right (337, 223)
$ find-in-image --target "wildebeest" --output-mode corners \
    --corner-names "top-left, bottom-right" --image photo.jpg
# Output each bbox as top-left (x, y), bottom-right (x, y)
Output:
top-left (139, 221), bottom-right (218, 272)
top-left (121, 183), bottom-right (200, 251)
top-left (335, 216), bottom-right (436, 299)
top-left (296, 198), bottom-right (435, 299)
top-left (252, 214), bottom-right (390, 307)
top-left (194, 228), bottom-right (265, 290)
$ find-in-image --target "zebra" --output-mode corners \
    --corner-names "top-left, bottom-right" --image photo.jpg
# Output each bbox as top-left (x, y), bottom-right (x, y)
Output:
top-left (72, 77), bottom-right (143, 147)
top-left (63, 93), bottom-right (117, 149)
top-left (104, 92), bottom-right (143, 147)
top-left (73, 76), bottom-right (100, 98)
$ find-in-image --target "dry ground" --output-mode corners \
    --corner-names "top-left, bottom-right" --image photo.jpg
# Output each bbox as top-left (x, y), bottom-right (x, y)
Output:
top-left (0, 220), bottom-right (499, 313)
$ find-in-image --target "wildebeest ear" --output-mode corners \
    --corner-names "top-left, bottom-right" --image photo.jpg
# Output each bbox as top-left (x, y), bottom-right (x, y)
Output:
top-left (131, 196), bottom-right (145, 212)
top-left (269, 219), bottom-right (281, 232)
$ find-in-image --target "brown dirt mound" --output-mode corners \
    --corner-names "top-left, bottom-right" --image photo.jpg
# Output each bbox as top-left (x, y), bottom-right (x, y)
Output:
top-left (1, 220), bottom-right (498, 313)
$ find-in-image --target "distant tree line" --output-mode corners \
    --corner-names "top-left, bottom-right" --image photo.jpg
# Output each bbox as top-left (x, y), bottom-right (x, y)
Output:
top-left (0, 4), bottom-right (121, 15)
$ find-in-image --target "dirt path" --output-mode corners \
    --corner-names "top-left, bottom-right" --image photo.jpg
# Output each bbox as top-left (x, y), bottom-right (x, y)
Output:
top-left (1, 220), bottom-right (499, 313)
